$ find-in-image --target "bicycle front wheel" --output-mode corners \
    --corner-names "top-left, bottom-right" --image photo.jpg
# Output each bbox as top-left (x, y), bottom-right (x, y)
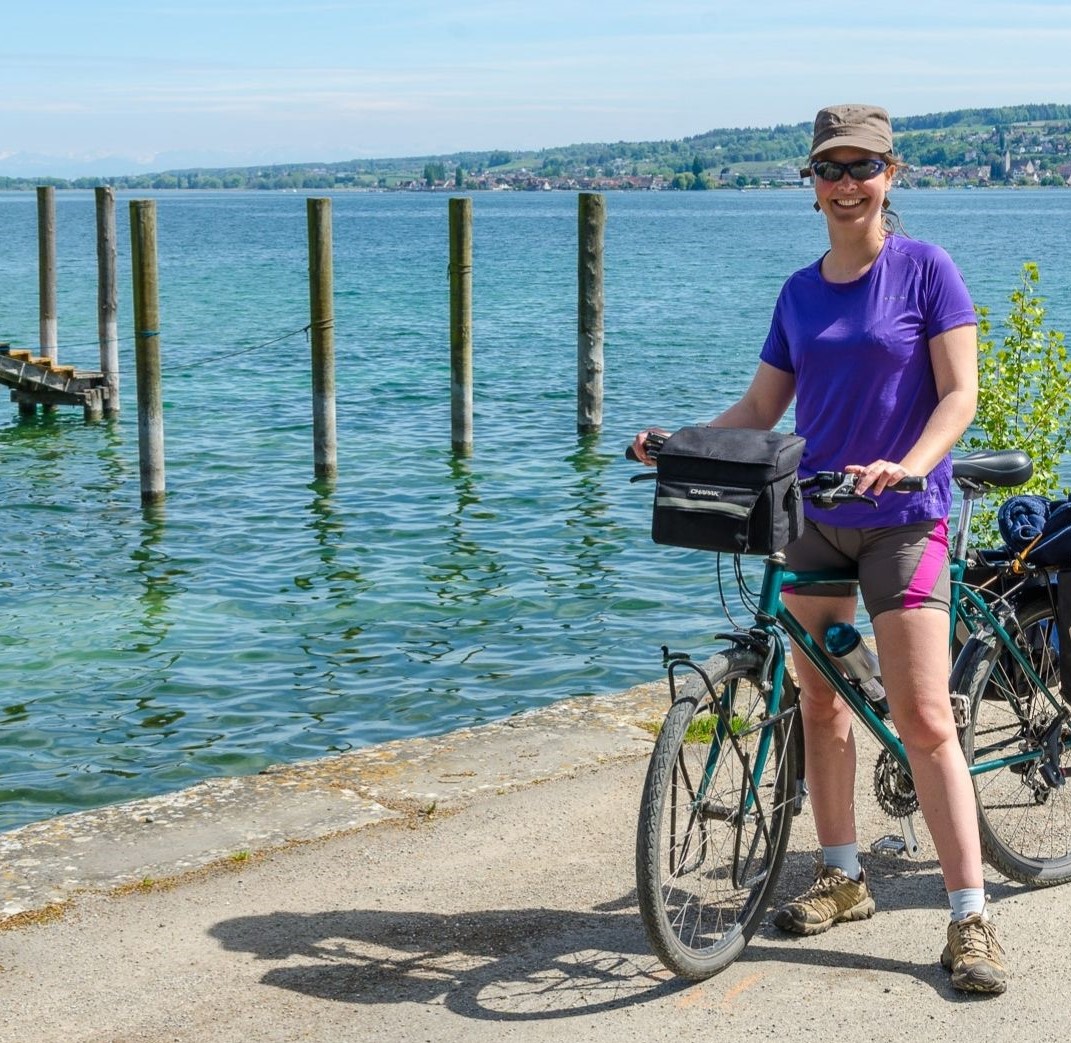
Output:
top-left (953, 589), bottom-right (1071, 885)
top-left (635, 648), bottom-right (800, 980)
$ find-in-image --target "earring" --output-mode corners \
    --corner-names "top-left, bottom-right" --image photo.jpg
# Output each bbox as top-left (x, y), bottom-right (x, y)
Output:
top-left (813, 201), bottom-right (821, 212)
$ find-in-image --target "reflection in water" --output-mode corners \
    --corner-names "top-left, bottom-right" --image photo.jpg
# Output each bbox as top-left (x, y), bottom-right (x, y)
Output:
top-left (302, 475), bottom-right (369, 616)
top-left (306, 477), bottom-right (342, 552)
top-left (432, 453), bottom-right (505, 604)
top-left (95, 413), bottom-right (129, 494)
top-left (564, 434), bottom-right (620, 585)
top-left (290, 479), bottom-right (376, 751)
top-left (398, 453), bottom-right (504, 694)
top-left (128, 503), bottom-right (181, 653)
top-left (112, 503), bottom-right (188, 744)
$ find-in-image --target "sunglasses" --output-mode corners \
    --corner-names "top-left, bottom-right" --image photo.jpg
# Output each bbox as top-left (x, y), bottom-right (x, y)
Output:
top-left (810, 158), bottom-right (887, 182)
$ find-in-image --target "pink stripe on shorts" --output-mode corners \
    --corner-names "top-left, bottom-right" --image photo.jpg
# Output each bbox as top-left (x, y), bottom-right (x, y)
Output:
top-left (904, 517), bottom-right (949, 610)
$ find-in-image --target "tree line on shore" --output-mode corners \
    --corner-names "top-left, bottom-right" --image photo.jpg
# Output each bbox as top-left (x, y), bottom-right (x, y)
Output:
top-left (4, 104), bottom-right (1071, 192)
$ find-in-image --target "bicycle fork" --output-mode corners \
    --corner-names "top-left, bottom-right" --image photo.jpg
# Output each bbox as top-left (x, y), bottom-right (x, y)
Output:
top-left (666, 653), bottom-right (789, 890)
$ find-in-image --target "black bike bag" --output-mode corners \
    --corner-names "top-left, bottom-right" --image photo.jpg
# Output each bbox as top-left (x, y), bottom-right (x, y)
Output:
top-left (651, 426), bottom-right (805, 555)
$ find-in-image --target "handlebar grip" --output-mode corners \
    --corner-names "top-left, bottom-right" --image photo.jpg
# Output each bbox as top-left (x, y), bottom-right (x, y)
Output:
top-left (895, 476), bottom-right (927, 492)
top-left (625, 431), bottom-right (668, 463)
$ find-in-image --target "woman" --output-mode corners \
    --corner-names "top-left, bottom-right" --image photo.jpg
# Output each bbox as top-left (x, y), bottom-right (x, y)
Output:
top-left (633, 103), bottom-right (1005, 995)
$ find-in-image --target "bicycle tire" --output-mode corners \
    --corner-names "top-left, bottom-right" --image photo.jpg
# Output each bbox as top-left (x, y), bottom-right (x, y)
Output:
top-left (952, 588), bottom-right (1071, 885)
top-left (635, 648), bottom-right (800, 979)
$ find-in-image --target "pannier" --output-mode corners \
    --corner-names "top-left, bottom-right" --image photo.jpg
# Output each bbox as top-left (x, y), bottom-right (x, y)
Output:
top-left (651, 426), bottom-right (805, 555)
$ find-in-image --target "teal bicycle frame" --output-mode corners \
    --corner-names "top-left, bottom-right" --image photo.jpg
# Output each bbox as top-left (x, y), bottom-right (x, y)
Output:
top-left (667, 454), bottom-right (1069, 855)
top-left (747, 554), bottom-right (1061, 782)
top-left (686, 476), bottom-right (1064, 816)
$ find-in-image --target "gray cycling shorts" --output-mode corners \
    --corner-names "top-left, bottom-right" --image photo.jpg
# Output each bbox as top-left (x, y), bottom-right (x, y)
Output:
top-left (783, 517), bottom-right (951, 618)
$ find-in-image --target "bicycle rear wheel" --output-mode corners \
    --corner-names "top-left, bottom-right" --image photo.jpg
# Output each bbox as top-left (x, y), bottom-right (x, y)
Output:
top-left (635, 648), bottom-right (800, 979)
top-left (953, 590), bottom-right (1071, 885)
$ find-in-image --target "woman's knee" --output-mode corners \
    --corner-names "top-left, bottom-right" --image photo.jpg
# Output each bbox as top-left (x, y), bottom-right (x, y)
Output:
top-left (894, 706), bottom-right (958, 759)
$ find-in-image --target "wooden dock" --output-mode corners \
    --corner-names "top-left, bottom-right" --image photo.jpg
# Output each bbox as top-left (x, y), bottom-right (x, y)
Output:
top-left (0, 343), bottom-right (109, 419)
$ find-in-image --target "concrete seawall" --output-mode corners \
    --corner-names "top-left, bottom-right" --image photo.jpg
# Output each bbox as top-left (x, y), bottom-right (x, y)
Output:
top-left (1, 679), bottom-right (669, 922)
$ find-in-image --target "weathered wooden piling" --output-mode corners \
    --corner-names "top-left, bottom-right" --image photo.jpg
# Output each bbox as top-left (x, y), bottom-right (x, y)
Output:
top-left (307, 198), bottom-right (337, 480)
top-left (36, 187), bottom-right (58, 366)
top-left (577, 192), bottom-right (605, 435)
top-left (95, 187), bottom-right (120, 418)
top-left (130, 200), bottom-right (166, 505)
top-left (449, 197), bottom-right (473, 455)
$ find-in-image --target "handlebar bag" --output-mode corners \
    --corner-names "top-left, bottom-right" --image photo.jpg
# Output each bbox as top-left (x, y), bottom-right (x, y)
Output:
top-left (652, 426), bottom-right (805, 554)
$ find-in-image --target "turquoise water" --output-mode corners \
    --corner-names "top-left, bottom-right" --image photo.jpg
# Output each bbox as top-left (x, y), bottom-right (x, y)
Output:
top-left (2, 187), bottom-right (1069, 831)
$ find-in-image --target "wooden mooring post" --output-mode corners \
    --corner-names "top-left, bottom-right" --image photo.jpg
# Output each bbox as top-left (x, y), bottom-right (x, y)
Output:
top-left (307, 198), bottom-right (337, 481)
top-left (449, 197), bottom-right (473, 455)
top-left (130, 200), bottom-right (166, 505)
top-left (25, 185), bottom-right (60, 416)
top-left (577, 192), bottom-right (605, 435)
top-left (96, 186), bottom-right (120, 418)
top-left (37, 186), bottom-right (58, 365)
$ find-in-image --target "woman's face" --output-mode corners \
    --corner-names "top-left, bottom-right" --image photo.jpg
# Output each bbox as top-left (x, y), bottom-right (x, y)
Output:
top-left (812, 146), bottom-right (896, 231)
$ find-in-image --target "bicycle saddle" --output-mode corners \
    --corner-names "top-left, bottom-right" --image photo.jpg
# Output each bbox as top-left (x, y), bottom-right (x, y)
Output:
top-left (952, 449), bottom-right (1033, 489)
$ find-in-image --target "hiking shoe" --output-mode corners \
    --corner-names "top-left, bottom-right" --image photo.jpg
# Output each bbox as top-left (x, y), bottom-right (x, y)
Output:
top-left (772, 865), bottom-right (875, 936)
top-left (941, 913), bottom-right (1007, 995)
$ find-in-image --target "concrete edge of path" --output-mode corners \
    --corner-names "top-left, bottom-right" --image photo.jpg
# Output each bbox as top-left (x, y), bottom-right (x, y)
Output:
top-left (0, 679), bottom-right (670, 923)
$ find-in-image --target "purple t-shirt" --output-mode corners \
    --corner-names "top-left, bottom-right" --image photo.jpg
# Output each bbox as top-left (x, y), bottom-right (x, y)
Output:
top-left (760, 235), bottom-right (977, 527)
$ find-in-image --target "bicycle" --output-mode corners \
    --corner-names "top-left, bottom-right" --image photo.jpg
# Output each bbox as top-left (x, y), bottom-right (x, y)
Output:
top-left (629, 440), bottom-right (1071, 980)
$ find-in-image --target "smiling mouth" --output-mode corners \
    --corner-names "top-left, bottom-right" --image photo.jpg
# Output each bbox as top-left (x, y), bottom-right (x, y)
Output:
top-left (832, 198), bottom-right (864, 208)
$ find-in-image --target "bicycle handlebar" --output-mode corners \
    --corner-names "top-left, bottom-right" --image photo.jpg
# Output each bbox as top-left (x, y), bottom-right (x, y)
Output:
top-left (624, 431), bottom-right (668, 462)
top-left (801, 471), bottom-right (926, 509)
top-left (625, 436), bottom-right (927, 507)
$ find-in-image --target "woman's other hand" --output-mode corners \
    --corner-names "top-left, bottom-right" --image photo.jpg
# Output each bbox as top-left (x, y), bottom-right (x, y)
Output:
top-left (631, 427), bottom-right (671, 466)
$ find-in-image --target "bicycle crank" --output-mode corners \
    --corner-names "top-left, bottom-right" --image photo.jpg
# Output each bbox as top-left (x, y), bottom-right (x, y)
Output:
top-left (870, 749), bottom-right (921, 859)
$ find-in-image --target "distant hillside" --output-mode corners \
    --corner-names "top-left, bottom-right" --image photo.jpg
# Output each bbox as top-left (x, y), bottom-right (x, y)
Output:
top-left (4, 103), bottom-right (1071, 191)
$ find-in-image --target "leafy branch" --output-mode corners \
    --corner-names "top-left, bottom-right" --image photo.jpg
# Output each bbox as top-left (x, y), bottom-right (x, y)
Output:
top-left (960, 262), bottom-right (1071, 539)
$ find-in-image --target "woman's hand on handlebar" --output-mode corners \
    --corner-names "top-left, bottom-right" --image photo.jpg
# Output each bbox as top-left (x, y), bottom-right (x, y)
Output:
top-left (629, 427), bottom-right (671, 466)
top-left (845, 460), bottom-right (922, 497)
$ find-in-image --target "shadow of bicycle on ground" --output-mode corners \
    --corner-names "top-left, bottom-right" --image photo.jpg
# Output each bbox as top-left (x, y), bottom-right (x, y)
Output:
top-left (209, 850), bottom-right (1026, 1021)
top-left (209, 892), bottom-right (689, 1021)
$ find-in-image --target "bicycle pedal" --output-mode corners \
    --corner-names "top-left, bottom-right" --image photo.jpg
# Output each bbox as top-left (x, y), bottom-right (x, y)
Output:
top-left (870, 834), bottom-right (907, 856)
top-left (870, 815), bottom-right (921, 859)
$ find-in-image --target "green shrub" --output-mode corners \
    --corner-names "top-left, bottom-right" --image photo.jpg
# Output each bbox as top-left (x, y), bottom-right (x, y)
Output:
top-left (960, 262), bottom-right (1071, 541)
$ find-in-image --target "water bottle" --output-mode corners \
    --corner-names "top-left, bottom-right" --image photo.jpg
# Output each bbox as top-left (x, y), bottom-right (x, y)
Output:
top-left (824, 622), bottom-right (889, 712)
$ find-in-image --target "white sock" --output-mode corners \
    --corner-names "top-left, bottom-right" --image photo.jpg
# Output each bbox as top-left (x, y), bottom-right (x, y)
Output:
top-left (949, 887), bottom-right (986, 921)
top-left (822, 842), bottom-right (862, 880)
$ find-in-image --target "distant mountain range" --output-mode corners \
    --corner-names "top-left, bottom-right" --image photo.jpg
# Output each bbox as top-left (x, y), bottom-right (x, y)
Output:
top-left (0, 147), bottom-right (345, 181)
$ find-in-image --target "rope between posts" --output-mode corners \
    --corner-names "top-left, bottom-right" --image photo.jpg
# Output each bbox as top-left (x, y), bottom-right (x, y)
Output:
top-left (8, 322), bottom-right (316, 376)
top-left (16, 318), bottom-right (339, 387)
top-left (161, 323), bottom-right (315, 377)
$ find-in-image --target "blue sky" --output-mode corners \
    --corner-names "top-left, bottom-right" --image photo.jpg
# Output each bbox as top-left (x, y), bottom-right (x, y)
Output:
top-left (3, 1), bottom-right (1071, 176)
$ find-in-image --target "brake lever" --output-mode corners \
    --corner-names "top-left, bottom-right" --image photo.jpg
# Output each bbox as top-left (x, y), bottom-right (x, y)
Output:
top-left (809, 474), bottom-right (878, 510)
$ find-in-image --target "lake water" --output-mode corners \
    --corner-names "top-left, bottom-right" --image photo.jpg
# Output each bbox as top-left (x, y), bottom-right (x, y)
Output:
top-left (2, 186), bottom-right (1069, 832)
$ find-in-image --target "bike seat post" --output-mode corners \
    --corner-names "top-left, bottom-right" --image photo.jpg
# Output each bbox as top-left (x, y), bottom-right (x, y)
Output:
top-left (952, 485), bottom-right (984, 562)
